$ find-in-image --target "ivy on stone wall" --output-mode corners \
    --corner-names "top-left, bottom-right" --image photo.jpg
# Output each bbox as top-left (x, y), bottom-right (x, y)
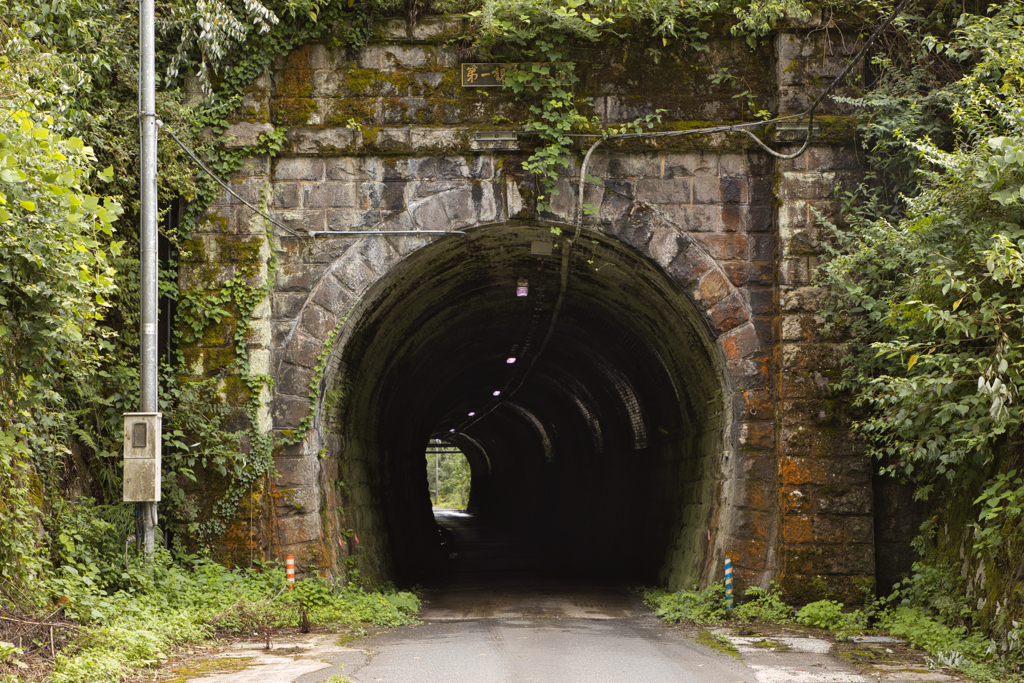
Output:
top-left (470, 0), bottom-right (716, 209)
top-left (0, 0), bottom-right (867, 575)
top-left (171, 0), bottom-right (816, 544)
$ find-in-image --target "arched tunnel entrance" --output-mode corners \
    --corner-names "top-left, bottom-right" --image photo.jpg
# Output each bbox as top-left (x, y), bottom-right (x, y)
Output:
top-left (328, 222), bottom-right (729, 588)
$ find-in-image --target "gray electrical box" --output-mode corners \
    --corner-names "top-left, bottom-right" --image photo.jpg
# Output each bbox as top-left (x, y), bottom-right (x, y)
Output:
top-left (123, 412), bottom-right (161, 502)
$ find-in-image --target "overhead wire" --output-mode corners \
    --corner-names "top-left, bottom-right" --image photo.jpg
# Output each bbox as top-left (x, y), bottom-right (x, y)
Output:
top-left (573, 0), bottom-right (913, 237)
top-left (159, 121), bottom-right (312, 248)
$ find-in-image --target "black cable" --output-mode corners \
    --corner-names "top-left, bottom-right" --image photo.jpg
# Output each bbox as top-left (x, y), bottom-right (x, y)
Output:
top-left (158, 121), bottom-right (312, 248)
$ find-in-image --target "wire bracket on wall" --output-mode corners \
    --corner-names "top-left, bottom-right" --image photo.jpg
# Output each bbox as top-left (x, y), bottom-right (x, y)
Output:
top-left (472, 131), bottom-right (520, 151)
top-left (775, 120), bottom-right (821, 141)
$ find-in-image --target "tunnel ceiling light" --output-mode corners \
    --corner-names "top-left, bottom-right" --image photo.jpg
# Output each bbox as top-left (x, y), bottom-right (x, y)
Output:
top-left (506, 357), bottom-right (516, 364)
top-left (449, 428), bottom-right (456, 433)
top-left (516, 279), bottom-right (528, 297)
top-left (492, 390), bottom-right (501, 396)
top-left (468, 411), bottom-right (476, 417)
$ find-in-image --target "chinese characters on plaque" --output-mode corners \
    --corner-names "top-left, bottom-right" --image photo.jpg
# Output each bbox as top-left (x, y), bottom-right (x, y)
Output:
top-left (461, 63), bottom-right (560, 87)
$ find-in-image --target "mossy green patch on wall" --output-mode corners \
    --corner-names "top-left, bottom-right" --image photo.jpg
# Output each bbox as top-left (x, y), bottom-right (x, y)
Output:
top-left (274, 98), bottom-right (318, 126)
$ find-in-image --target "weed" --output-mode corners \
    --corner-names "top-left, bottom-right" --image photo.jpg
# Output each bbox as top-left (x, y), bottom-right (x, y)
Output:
top-left (321, 674), bottom-right (351, 682)
top-left (751, 639), bottom-right (783, 648)
top-left (35, 549), bottom-right (419, 682)
top-left (733, 585), bottom-right (794, 623)
top-left (877, 606), bottom-right (990, 662)
top-left (645, 583), bottom-right (729, 624)
top-left (795, 600), bottom-right (867, 632)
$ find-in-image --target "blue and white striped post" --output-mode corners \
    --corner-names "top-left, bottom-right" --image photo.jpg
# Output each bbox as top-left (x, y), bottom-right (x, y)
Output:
top-left (724, 557), bottom-right (734, 610)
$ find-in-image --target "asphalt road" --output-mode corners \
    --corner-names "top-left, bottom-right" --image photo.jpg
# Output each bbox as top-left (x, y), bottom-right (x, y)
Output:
top-left (296, 615), bottom-right (754, 683)
top-left (177, 510), bottom-right (952, 683)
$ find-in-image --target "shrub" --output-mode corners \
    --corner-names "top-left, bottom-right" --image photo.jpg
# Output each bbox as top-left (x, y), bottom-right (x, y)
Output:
top-left (795, 600), bottom-right (867, 631)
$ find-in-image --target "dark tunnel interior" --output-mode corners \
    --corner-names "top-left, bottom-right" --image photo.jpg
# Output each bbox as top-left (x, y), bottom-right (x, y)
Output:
top-left (330, 223), bottom-right (728, 588)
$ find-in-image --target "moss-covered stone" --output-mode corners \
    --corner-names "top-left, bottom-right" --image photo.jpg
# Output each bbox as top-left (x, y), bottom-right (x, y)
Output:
top-left (217, 236), bottom-right (263, 263)
top-left (274, 98), bottom-right (318, 127)
top-left (818, 116), bottom-right (858, 144)
top-left (205, 346), bottom-right (238, 374)
top-left (324, 99), bottom-right (378, 126)
top-left (178, 237), bottom-right (207, 262)
top-left (222, 374), bottom-right (252, 405)
top-left (202, 318), bottom-right (237, 346)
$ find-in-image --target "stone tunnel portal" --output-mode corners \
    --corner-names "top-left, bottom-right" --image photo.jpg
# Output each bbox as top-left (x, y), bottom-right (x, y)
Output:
top-left (327, 222), bottom-right (729, 587)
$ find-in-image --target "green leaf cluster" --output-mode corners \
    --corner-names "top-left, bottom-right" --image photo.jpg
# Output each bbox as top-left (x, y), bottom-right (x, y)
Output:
top-left (732, 584), bottom-right (795, 622)
top-left (43, 548), bottom-right (419, 682)
top-left (645, 582), bottom-right (730, 623)
top-left (469, 0), bottom-right (720, 210)
top-left (795, 599), bottom-right (867, 631)
top-left (820, 0), bottom-right (1024, 510)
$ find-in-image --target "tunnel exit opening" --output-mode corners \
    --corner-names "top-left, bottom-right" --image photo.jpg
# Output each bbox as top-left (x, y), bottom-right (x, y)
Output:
top-left (425, 439), bottom-right (471, 509)
top-left (324, 222), bottom-right (731, 589)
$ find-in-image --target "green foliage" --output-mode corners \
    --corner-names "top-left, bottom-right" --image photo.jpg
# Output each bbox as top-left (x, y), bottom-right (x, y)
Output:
top-left (0, 431), bottom-right (45, 592)
top-left (890, 559), bottom-right (974, 626)
top-left (0, 109), bottom-right (123, 410)
top-left (472, 1), bottom-right (601, 210)
top-left (0, 641), bottom-right (27, 672)
top-left (974, 469), bottom-right (1024, 550)
top-left (732, 584), bottom-right (794, 622)
top-left (877, 606), bottom-right (991, 662)
top-left (645, 583), bottom-right (729, 623)
top-left (471, 0), bottom-right (718, 210)
top-left (425, 442), bottom-right (471, 508)
top-left (163, 0), bottom-right (330, 94)
top-left (794, 600), bottom-right (866, 631)
top-left (41, 543), bottom-right (418, 682)
top-left (731, 0), bottom-right (809, 48)
top-left (819, 0), bottom-right (1024, 657)
top-left (0, 87), bottom-right (125, 593)
top-left (821, 1), bottom-right (1024, 492)
top-left (2, 0), bottom-right (205, 579)
top-left (293, 583), bottom-right (421, 627)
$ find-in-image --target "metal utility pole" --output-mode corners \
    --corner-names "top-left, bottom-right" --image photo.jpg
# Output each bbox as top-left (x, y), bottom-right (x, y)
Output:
top-left (137, 0), bottom-right (159, 556)
top-left (434, 449), bottom-right (439, 506)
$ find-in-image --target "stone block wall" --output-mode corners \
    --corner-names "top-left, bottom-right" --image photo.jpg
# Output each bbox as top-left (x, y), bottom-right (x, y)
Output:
top-left (180, 16), bottom-right (879, 598)
top-left (773, 26), bottom-right (875, 601)
top-left (176, 154), bottom-right (277, 564)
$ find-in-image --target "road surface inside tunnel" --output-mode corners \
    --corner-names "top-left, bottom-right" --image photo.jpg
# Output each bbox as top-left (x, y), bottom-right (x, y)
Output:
top-left (419, 509), bottom-right (642, 621)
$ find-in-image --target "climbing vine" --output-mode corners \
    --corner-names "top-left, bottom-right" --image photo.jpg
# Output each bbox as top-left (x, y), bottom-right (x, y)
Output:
top-left (471, 0), bottom-right (720, 209)
top-left (165, 0), bottom-right (818, 539)
top-left (2, 0), bottom-right (854, 568)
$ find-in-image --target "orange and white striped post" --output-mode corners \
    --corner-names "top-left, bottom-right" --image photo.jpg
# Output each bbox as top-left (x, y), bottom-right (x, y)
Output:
top-left (286, 555), bottom-right (295, 589)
